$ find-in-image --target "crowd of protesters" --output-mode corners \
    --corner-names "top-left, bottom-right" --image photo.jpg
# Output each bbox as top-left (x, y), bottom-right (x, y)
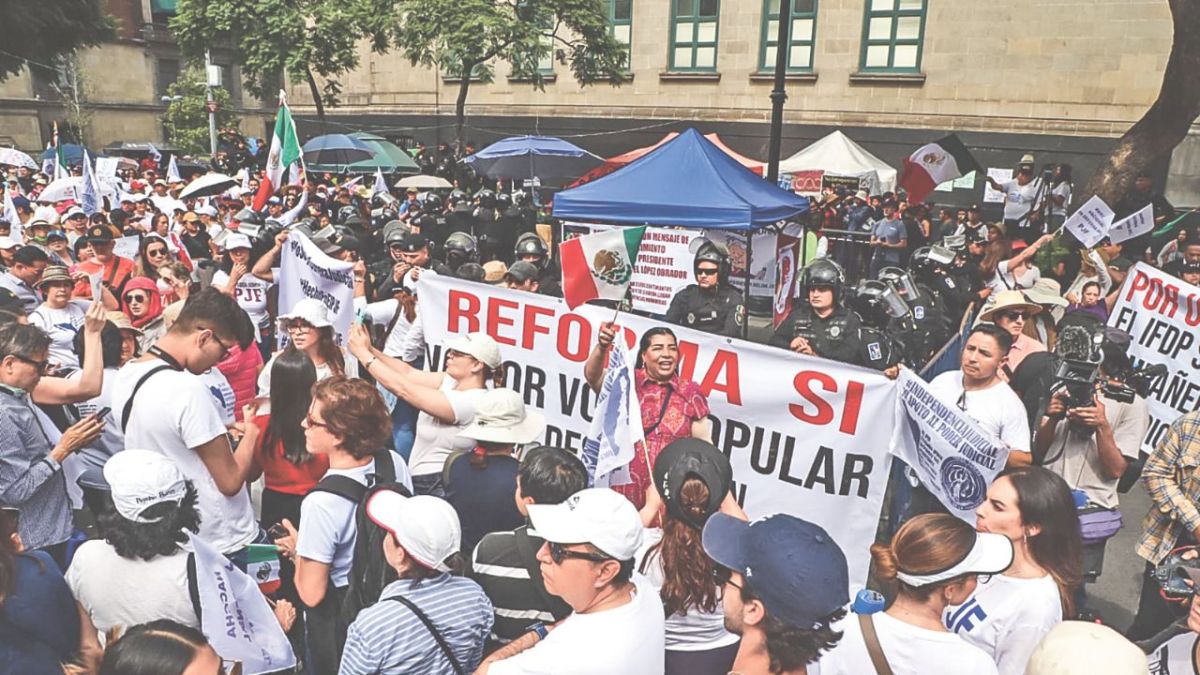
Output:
top-left (0, 142), bottom-right (1196, 675)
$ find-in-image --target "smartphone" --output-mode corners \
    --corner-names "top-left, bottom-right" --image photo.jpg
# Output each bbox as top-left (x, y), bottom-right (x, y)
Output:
top-left (93, 407), bottom-right (112, 420)
top-left (267, 522), bottom-right (289, 540)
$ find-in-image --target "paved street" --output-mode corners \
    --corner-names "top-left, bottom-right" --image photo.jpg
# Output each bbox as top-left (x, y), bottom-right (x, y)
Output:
top-left (1091, 482), bottom-right (1152, 632)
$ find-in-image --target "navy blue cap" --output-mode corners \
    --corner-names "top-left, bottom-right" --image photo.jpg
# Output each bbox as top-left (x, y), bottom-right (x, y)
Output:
top-left (703, 513), bottom-right (849, 629)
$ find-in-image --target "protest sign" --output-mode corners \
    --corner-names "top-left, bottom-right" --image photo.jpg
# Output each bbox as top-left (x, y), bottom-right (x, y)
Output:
top-left (983, 168), bottom-right (1012, 203)
top-left (94, 156), bottom-right (120, 179)
top-left (1062, 195), bottom-right (1116, 248)
top-left (189, 533), bottom-right (296, 675)
top-left (787, 170), bottom-right (825, 195)
top-left (1108, 263), bottom-right (1200, 454)
top-left (581, 339), bottom-right (642, 488)
top-left (278, 231), bottom-right (354, 344)
top-left (890, 370), bottom-right (1009, 523)
top-left (1109, 204), bottom-right (1155, 244)
top-left (707, 229), bottom-right (776, 301)
top-left (418, 274), bottom-right (896, 586)
top-left (562, 222), bottom-right (701, 314)
top-left (112, 235), bottom-right (140, 260)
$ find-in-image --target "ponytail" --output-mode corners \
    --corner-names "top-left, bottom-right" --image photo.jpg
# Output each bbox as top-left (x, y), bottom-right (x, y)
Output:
top-left (486, 364), bottom-right (506, 389)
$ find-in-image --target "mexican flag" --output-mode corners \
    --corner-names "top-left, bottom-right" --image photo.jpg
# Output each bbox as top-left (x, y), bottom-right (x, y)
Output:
top-left (246, 543), bottom-right (282, 595)
top-left (561, 226), bottom-right (645, 309)
top-left (252, 90), bottom-right (302, 212)
top-left (897, 134), bottom-right (979, 204)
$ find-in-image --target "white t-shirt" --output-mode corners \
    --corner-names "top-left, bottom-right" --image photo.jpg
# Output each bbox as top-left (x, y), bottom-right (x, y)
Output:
top-left (1049, 182), bottom-right (1071, 218)
top-left (357, 297), bottom-right (416, 358)
top-left (198, 367), bottom-right (236, 426)
top-left (988, 259), bottom-right (1040, 293)
top-left (1148, 630), bottom-right (1197, 675)
top-left (635, 528), bottom-right (738, 652)
top-left (407, 378), bottom-right (487, 476)
top-left (1000, 178), bottom-right (1043, 223)
top-left (928, 371), bottom-right (1031, 452)
top-left (819, 610), bottom-right (997, 675)
top-left (212, 269), bottom-right (275, 327)
top-left (66, 540), bottom-right (197, 632)
top-left (112, 358), bottom-right (258, 553)
top-left (944, 574), bottom-right (1062, 675)
top-left (29, 301), bottom-right (87, 369)
top-left (1043, 394), bottom-right (1147, 509)
top-left (71, 366), bottom-right (125, 472)
top-left (488, 574), bottom-right (666, 675)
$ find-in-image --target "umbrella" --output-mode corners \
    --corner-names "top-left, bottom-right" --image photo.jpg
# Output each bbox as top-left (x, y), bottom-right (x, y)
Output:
top-left (309, 137), bottom-right (420, 175)
top-left (462, 135), bottom-right (603, 186)
top-left (302, 134), bottom-right (376, 166)
top-left (40, 144), bottom-right (96, 167)
top-left (394, 174), bottom-right (453, 190)
top-left (38, 177), bottom-right (83, 203)
top-left (0, 148), bottom-right (37, 169)
top-left (179, 173), bottom-right (238, 200)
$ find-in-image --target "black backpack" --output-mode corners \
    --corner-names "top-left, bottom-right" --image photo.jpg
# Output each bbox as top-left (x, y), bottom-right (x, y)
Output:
top-left (306, 450), bottom-right (412, 627)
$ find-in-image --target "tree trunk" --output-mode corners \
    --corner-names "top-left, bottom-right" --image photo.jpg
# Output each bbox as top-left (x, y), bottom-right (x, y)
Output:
top-left (305, 67), bottom-right (326, 123)
top-left (1082, 0), bottom-right (1200, 207)
top-left (455, 61), bottom-right (474, 156)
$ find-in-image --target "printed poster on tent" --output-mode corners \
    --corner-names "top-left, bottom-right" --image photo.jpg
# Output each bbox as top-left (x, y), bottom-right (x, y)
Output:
top-left (562, 222), bottom-right (701, 314)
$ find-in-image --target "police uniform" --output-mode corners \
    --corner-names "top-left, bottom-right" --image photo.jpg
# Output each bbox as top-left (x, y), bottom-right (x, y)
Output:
top-left (368, 233), bottom-right (451, 301)
top-left (665, 284), bottom-right (745, 338)
top-left (859, 326), bottom-right (903, 371)
top-left (769, 305), bottom-right (866, 366)
top-left (925, 271), bottom-right (972, 320)
top-left (536, 262), bottom-right (563, 298)
top-left (889, 285), bottom-right (953, 367)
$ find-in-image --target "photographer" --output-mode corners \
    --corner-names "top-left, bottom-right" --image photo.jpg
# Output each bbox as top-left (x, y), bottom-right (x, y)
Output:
top-left (1036, 328), bottom-right (1147, 610)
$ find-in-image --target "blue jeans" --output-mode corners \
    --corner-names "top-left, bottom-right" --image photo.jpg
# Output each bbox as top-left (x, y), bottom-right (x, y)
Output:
top-left (388, 355), bottom-right (423, 461)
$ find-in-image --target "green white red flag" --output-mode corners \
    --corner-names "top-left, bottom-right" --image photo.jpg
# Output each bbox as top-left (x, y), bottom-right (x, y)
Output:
top-left (560, 226), bottom-right (645, 309)
top-left (898, 134), bottom-right (979, 204)
top-left (252, 90), bottom-right (302, 212)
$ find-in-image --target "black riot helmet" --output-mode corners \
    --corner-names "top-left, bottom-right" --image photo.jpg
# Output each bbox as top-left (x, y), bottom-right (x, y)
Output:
top-left (688, 236), bottom-right (731, 284)
top-left (336, 204), bottom-right (359, 225)
top-left (448, 189), bottom-right (469, 209)
top-left (496, 193), bottom-right (512, 210)
top-left (850, 279), bottom-right (911, 329)
top-left (877, 266), bottom-right (919, 299)
top-left (514, 232), bottom-right (549, 268)
top-left (422, 193), bottom-right (443, 213)
top-left (443, 231), bottom-right (478, 268)
top-left (475, 188), bottom-right (496, 210)
top-left (909, 246), bottom-right (956, 286)
top-left (799, 258), bottom-right (846, 304)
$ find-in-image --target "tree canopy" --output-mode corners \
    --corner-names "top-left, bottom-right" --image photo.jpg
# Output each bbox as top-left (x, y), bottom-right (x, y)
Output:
top-left (0, 0), bottom-right (115, 81)
top-left (162, 66), bottom-right (241, 155)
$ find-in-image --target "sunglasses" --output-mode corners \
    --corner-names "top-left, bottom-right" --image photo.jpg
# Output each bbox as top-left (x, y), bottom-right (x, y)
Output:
top-left (124, 293), bottom-right (149, 304)
top-left (711, 565), bottom-right (743, 590)
top-left (547, 541), bottom-right (612, 565)
top-left (997, 311), bottom-right (1030, 321)
top-left (146, 247), bottom-right (167, 257)
top-left (695, 268), bottom-right (719, 277)
top-left (10, 353), bottom-right (51, 373)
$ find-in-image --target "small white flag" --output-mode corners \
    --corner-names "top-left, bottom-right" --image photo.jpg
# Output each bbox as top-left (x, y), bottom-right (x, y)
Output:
top-left (3, 190), bottom-right (21, 243)
top-left (1062, 195), bottom-right (1115, 249)
top-left (166, 155), bottom-right (182, 184)
top-left (580, 339), bottom-right (644, 488)
top-left (146, 143), bottom-right (163, 164)
top-left (1108, 203), bottom-right (1155, 244)
top-left (372, 168), bottom-right (389, 197)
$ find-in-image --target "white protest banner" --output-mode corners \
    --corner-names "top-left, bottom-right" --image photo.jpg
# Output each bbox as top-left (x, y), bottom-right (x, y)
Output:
top-left (1108, 204), bottom-right (1155, 244)
top-left (188, 533), bottom-right (296, 675)
top-left (1108, 263), bottom-right (1200, 454)
top-left (94, 156), bottom-right (120, 180)
top-left (983, 168), bottom-right (1012, 203)
top-left (417, 274), bottom-right (895, 586)
top-left (1062, 195), bottom-right (1116, 248)
top-left (278, 231), bottom-right (354, 344)
top-left (562, 222), bottom-right (701, 314)
top-left (112, 235), bottom-right (140, 260)
top-left (890, 370), bottom-right (1009, 523)
top-left (581, 339), bottom-right (642, 487)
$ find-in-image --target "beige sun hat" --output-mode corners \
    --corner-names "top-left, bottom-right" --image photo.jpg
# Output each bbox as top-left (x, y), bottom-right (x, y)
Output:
top-left (979, 289), bottom-right (1043, 322)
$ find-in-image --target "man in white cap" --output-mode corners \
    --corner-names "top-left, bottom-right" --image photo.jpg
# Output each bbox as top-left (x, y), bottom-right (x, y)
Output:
top-left (339, 490), bottom-right (494, 674)
top-left (985, 153), bottom-right (1045, 245)
top-left (477, 488), bottom-right (666, 675)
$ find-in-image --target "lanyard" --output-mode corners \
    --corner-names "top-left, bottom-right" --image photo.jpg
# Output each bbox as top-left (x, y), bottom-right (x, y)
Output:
top-left (147, 346), bottom-right (184, 371)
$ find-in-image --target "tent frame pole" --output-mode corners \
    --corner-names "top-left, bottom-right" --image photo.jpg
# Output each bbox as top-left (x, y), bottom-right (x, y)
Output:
top-left (743, 227), bottom-right (753, 340)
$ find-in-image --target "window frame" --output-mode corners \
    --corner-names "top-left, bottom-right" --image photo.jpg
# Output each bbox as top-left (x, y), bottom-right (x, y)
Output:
top-left (668, 0), bottom-right (721, 73)
top-left (857, 0), bottom-right (927, 73)
top-left (758, 0), bottom-right (818, 73)
top-left (607, 0), bottom-right (633, 73)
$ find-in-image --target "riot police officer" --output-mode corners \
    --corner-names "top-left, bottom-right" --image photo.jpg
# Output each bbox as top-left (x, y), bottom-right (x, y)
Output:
top-left (770, 259), bottom-right (865, 365)
top-left (910, 245), bottom-right (971, 320)
top-left (878, 266), bottom-right (954, 367)
top-left (513, 232), bottom-right (562, 297)
top-left (664, 237), bottom-right (745, 338)
top-left (442, 231), bottom-right (479, 273)
top-left (445, 189), bottom-right (476, 235)
top-left (367, 226), bottom-right (452, 301)
top-left (849, 279), bottom-right (909, 371)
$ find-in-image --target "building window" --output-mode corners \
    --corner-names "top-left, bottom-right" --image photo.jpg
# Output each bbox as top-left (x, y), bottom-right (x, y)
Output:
top-left (510, 17), bottom-right (556, 80)
top-left (669, 0), bottom-right (719, 72)
top-left (859, 0), bottom-right (926, 72)
top-left (608, 0), bottom-right (633, 71)
top-left (155, 58), bottom-right (180, 100)
top-left (760, 0), bottom-right (817, 72)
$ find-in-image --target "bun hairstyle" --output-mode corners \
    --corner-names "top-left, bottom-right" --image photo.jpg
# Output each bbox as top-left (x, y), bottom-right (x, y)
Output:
top-left (870, 513), bottom-right (977, 601)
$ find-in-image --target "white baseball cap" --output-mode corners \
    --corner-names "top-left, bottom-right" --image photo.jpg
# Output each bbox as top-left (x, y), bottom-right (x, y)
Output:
top-left (366, 490), bottom-right (461, 572)
top-left (445, 332), bottom-right (502, 369)
top-left (527, 488), bottom-right (644, 561)
top-left (458, 388), bottom-right (545, 444)
top-left (198, 205), bottom-right (219, 217)
top-left (103, 449), bottom-right (188, 523)
top-left (223, 233), bottom-right (253, 251)
top-left (0, 236), bottom-right (17, 250)
top-left (278, 298), bottom-right (333, 328)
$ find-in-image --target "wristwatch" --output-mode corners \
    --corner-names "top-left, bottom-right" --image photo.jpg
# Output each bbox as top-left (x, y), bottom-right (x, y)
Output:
top-left (527, 622), bottom-right (549, 641)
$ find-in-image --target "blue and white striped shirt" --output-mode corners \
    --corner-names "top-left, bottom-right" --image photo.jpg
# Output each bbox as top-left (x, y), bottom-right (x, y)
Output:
top-left (339, 574), bottom-right (494, 675)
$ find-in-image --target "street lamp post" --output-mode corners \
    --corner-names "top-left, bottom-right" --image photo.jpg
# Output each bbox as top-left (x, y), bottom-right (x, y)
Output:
top-left (205, 49), bottom-right (218, 156)
top-left (766, 0), bottom-right (793, 184)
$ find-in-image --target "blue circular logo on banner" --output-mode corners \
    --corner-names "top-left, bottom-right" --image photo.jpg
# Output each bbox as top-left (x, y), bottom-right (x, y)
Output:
top-left (939, 457), bottom-right (987, 511)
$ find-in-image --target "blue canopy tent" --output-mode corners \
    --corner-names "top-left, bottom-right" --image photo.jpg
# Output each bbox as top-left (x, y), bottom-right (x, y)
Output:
top-left (552, 128), bottom-right (807, 230)
top-left (463, 135), bottom-right (603, 186)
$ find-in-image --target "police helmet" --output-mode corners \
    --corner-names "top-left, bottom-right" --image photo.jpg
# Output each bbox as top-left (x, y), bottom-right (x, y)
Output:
top-left (443, 231), bottom-right (478, 265)
top-left (689, 237), bottom-right (731, 282)
top-left (514, 232), bottom-right (549, 266)
top-left (475, 189), bottom-right (496, 210)
top-left (422, 193), bottom-right (443, 212)
top-left (496, 193), bottom-right (512, 210)
top-left (336, 205), bottom-right (358, 225)
top-left (909, 246), bottom-right (955, 284)
top-left (234, 207), bottom-right (263, 226)
top-left (850, 279), bottom-right (911, 328)
top-left (799, 258), bottom-right (846, 304)
top-left (877, 266), bottom-right (919, 299)
top-left (448, 189), bottom-right (469, 209)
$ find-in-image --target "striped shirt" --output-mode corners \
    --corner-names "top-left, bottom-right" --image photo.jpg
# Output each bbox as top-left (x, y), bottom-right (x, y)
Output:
top-left (0, 388), bottom-right (72, 551)
top-left (470, 525), bottom-right (572, 644)
top-left (339, 574), bottom-right (493, 675)
top-left (1137, 410), bottom-right (1200, 564)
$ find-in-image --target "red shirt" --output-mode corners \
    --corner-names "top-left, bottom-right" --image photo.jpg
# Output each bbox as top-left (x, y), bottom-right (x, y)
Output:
top-left (252, 414), bottom-right (329, 495)
top-left (71, 256), bottom-right (135, 299)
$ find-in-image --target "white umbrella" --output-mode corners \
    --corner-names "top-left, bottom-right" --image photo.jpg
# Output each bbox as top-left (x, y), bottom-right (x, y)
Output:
top-left (0, 148), bottom-right (38, 169)
top-left (394, 174), bottom-right (453, 190)
top-left (38, 177), bottom-right (83, 203)
top-left (179, 173), bottom-right (238, 200)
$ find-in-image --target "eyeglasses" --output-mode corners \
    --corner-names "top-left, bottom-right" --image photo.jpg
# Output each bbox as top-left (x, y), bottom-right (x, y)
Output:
top-left (696, 268), bottom-right (719, 277)
top-left (547, 541), bottom-right (612, 565)
top-left (146, 248), bottom-right (167, 257)
top-left (124, 293), bottom-right (149, 304)
top-left (284, 322), bottom-right (313, 334)
top-left (304, 413), bottom-right (329, 429)
top-left (712, 565), bottom-right (743, 590)
top-left (10, 353), bottom-right (51, 373)
top-left (201, 328), bottom-right (233, 360)
top-left (997, 311), bottom-right (1030, 322)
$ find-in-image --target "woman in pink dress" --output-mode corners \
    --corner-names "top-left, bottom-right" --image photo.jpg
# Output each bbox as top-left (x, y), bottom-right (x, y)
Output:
top-left (585, 322), bottom-right (712, 510)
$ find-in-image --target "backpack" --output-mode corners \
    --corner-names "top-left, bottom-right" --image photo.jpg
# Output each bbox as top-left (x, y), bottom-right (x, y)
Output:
top-left (305, 449), bottom-right (412, 628)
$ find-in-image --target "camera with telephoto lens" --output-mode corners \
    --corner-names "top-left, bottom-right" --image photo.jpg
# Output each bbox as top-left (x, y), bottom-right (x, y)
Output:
top-left (1053, 326), bottom-right (1167, 411)
top-left (1154, 546), bottom-right (1200, 601)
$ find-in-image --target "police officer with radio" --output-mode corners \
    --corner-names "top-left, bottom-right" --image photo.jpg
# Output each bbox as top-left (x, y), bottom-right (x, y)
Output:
top-left (513, 232), bottom-right (562, 297)
top-left (910, 245), bottom-right (972, 320)
top-left (664, 237), bottom-right (745, 338)
top-left (849, 279), bottom-right (908, 371)
top-left (770, 259), bottom-right (865, 365)
top-left (878, 265), bottom-right (953, 366)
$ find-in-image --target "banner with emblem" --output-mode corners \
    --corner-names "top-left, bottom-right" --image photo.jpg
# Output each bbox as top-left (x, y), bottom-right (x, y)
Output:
top-left (890, 369), bottom-right (1009, 523)
top-left (773, 235), bottom-right (800, 329)
top-left (562, 222), bottom-right (702, 314)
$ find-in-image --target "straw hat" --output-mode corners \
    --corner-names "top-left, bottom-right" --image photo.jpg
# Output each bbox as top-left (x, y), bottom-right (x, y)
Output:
top-left (34, 265), bottom-right (72, 288)
top-left (1024, 278), bottom-right (1069, 309)
top-left (106, 311), bottom-right (143, 336)
top-left (979, 290), bottom-right (1043, 322)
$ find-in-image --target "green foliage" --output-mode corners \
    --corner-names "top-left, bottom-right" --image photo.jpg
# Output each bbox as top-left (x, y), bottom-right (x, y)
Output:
top-left (0, 0), bottom-right (116, 81)
top-left (162, 67), bottom-right (241, 155)
top-left (171, 0), bottom-right (379, 111)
